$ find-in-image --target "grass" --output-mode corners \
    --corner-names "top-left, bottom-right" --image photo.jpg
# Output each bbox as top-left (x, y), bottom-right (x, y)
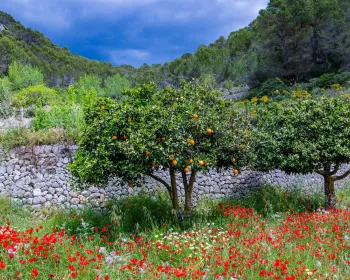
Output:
top-left (0, 185), bottom-right (349, 279)
top-left (0, 127), bottom-right (76, 151)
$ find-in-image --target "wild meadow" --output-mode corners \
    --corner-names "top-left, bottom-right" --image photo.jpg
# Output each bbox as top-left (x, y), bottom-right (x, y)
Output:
top-left (0, 186), bottom-right (349, 280)
top-left (1, 1), bottom-right (350, 279)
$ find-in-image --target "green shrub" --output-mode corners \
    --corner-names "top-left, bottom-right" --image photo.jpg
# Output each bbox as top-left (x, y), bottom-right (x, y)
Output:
top-left (12, 84), bottom-right (61, 107)
top-left (0, 77), bottom-right (13, 118)
top-left (107, 190), bottom-right (176, 233)
top-left (102, 74), bottom-right (130, 100)
top-left (31, 105), bottom-right (84, 134)
top-left (75, 74), bottom-right (101, 94)
top-left (8, 61), bottom-right (44, 91)
top-left (249, 77), bottom-right (289, 98)
top-left (309, 72), bottom-right (350, 89)
top-left (334, 72), bottom-right (350, 85)
top-left (0, 127), bottom-right (74, 150)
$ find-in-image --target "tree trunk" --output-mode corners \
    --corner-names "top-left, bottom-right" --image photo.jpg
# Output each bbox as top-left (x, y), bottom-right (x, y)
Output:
top-left (324, 175), bottom-right (336, 210)
top-left (183, 170), bottom-right (197, 213)
top-left (149, 173), bottom-right (173, 208)
top-left (170, 169), bottom-right (179, 211)
top-left (184, 191), bottom-right (192, 213)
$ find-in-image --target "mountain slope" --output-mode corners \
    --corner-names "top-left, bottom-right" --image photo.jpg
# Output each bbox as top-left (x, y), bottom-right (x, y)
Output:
top-left (1, 0), bottom-right (349, 89)
top-left (0, 11), bottom-right (122, 87)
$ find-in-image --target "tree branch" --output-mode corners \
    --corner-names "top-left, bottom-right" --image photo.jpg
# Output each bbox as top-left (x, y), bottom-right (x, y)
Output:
top-left (329, 163), bottom-right (340, 176)
top-left (315, 169), bottom-right (326, 176)
top-left (149, 174), bottom-right (172, 197)
top-left (334, 169), bottom-right (350, 181)
top-left (181, 170), bottom-right (189, 191)
top-left (188, 170), bottom-right (197, 193)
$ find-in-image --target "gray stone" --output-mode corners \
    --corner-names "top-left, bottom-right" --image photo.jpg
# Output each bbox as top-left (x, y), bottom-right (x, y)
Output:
top-left (33, 196), bottom-right (46, 204)
top-left (71, 198), bottom-right (80, 205)
top-left (0, 145), bottom-right (350, 210)
top-left (33, 189), bottom-right (42, 197)
top-left (56, 188), bottom-right (64, 194)
top-left (58, 195), bottom-right (66, 203)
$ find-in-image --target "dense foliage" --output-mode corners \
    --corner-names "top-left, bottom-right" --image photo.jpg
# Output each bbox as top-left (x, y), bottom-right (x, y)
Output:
top-left (0, 12), bottom-right (121, 87)
top-left (70, 82), bottom-right (251, 213)
top-left (252, 97), bottom-right (350, 208)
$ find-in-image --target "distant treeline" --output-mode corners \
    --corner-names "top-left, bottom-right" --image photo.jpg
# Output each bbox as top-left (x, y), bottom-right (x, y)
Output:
top-left (0, 0), bottom-right (349, 89)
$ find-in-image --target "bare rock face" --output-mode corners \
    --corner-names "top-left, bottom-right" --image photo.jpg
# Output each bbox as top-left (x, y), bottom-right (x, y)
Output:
top-left (222, 86), bottom-right (250, 101)
top-left (0, 24), bottom-right (5, 32)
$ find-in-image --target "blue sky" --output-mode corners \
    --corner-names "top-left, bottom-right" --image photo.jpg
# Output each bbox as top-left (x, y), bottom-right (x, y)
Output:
top-left (0, 0), bottom-right (269, 67)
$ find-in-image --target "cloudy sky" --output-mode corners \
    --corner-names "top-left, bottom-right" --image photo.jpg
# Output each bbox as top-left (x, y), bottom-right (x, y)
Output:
top-left (0, 0), bottom-right (268, 67)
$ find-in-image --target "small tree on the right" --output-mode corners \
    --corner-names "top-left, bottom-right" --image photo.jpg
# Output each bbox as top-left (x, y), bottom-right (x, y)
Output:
top-left (252, 97), bottom-right (350, 209)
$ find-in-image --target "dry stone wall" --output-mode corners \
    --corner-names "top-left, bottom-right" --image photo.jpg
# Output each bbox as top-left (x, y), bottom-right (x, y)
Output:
top-left (0, 145), bottom-right (349, 209)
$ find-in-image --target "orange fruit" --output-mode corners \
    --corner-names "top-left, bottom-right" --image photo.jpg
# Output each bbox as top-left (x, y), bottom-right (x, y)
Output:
top-left (231, 158), bottom-right (236, 163)
top-left (128, 183), bottom-right (134, 187)
top-left (193, 114), bottom-right (199, 119)
top-left (123, 135), bottom-right (128, 140)
top-left (189, 139), bottom-right (195, 145)
top-left (206, 129), bottom-right (212, 136)
top-left (234, 169), bottom-right (239, 175)
top-left (184, 166), bottom-right (190, 173)
top-left (171, 159), bottom-right (178, 166)
top-left (161, 137), bottom-right (166, 142)
top-left (186, 138), bottom-right (190, 143)
top-left (205, 162), bottom-right (209, 167)
top-left (189, 159), bottom-right (194, 164)
top-left (112, 135), bottom-right (118, 140)
top-left (101, 106), bottom-right (105, 110)
top-left (146, 151), bottom-right (151, 157)
top-left (198, 160), bottom-right (204, 166)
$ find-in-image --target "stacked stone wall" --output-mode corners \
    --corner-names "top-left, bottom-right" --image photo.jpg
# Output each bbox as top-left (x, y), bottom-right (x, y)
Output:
top-left (0, 145), bottom-right (349, 209)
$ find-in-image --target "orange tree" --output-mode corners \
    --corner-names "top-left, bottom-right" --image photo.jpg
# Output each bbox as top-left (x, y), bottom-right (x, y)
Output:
top-left (70, 82), bottom-right (250, 213)
top-left (252, 97), bottom-right (350, 209)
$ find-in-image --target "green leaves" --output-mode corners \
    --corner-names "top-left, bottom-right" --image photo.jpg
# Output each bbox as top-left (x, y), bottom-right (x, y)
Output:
top-left (70, 82), bottom-right (251, 187)
top-left (252, 97), bottom-right (350, 174)
top-left (12, 84), bottom-right (61, 107)
top-left (8, 61), bottom-right (44, 91)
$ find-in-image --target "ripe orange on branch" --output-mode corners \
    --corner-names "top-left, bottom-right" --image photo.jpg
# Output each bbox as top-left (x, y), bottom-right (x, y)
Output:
top-left (171, 159), bottom-right (178, 166)
top-left (193, 114), bottom-right (199, 119)
top-left (146, 151), bottom-right (151, 157)
top-left (112, 135), bottom-right (118, 140)
top-left (234, 169), bottom-right (239, 175)
top-left (232, 158), bottom-right (236, 163)
top-left (198, 160), bottom-right (204, 166)
top-left (206, 129), bottom-right (212, 136)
